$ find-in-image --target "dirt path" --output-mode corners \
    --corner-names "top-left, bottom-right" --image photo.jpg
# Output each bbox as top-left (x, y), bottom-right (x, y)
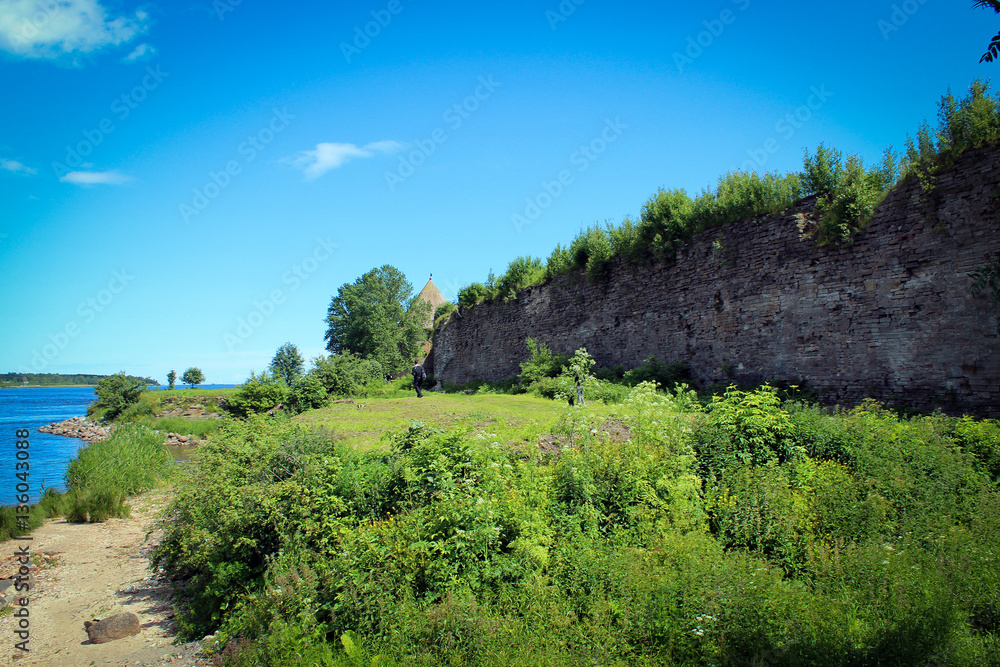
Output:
top-left (0, 492), bottom-right (209, 667)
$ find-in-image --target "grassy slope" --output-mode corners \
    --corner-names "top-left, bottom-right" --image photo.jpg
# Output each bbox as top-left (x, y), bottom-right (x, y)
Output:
top-left (293, 392), bottom-right (616, 451)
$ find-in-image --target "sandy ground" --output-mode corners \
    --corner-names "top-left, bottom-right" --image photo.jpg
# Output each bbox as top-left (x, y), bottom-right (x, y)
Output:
top-left (0, 492), bottom-right (209, 667)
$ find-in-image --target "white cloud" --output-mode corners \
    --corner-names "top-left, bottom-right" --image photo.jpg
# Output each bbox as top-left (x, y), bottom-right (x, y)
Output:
top-left (282, 140), bottom-right (403, 181)
top-left (59, 169), bottom-right (133, 185)
top-left (0, 158), bottom-right (36, 174)
top-left (0, 0), bottom-right (149, 61)
top-left (123, 41), bottom-right (154, 61)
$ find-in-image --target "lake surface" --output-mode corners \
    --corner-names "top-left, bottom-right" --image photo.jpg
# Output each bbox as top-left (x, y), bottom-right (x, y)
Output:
top-left (0, 387), bottom-right (98, 504)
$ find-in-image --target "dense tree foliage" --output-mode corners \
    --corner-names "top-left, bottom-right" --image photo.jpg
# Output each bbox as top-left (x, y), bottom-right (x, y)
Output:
top-left (269, 342), bottom-right (304, 386)
top-left (323, 265), bottom-right (430, 375)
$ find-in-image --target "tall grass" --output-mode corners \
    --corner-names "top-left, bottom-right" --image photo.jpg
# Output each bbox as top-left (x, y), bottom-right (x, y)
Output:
top-left (0, 489), bottom-right (64, 541)
top-left (63, 423), bottom-right (173, 522)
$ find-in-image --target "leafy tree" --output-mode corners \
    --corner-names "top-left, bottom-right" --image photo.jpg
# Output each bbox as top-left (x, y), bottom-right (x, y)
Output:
top-left (269, 342), bottom-right (304, 386)
top-left (167, 370), bottom-right (176, 390)
top-left (93, 372), bottom-right (147, 420)
top-left (975, 1), bottom-right (1000, 62)
top-left (323, 266), bottom-right (430, 375)
top-left (182, 367), bottom-right (205, 389)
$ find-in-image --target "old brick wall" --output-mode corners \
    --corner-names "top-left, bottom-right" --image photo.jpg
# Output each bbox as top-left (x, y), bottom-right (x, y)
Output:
top-left (433, 146), bottom-right (1000, 416)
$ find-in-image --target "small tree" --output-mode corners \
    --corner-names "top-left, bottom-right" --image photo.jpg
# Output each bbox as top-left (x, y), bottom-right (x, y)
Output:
top-left (92, 372), bottom-right (146, 420)
top-left (182, 367), bottom-right (205, 389)
top-left (270, 342), bottom-right (304, 386)
top-left (167, 370), bottom-right (176, 390)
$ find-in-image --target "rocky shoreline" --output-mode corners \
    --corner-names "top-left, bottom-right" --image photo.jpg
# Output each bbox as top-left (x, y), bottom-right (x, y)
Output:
top-left (38, 417), bottom-right (206, 447)
top-left (38, 416), bottom-right (114, 442)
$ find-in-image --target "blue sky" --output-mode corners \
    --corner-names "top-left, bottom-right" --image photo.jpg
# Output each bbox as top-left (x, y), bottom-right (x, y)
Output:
top-left (0, 0), bottom-right (995, 383)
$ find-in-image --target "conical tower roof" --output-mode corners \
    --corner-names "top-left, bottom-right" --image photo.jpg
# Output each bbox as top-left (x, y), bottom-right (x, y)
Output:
top-left (418, 275), bottom-right (447, 322)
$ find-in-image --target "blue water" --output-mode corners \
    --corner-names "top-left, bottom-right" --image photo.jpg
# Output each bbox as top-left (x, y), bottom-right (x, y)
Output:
top-left (0, 387), bottom-right (98, 505)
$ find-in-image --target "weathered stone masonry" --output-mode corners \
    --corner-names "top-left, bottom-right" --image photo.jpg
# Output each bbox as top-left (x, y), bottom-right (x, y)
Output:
top-left (433, 146), bottom-right (1000, 417)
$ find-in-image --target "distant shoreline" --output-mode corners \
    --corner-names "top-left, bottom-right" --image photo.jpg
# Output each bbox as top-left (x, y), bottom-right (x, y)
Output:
top-left (0, 384), bottom-right (98, 389)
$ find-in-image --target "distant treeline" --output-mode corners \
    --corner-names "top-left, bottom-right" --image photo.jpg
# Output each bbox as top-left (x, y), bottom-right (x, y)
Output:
top-left (0, 373), bottom-right (159, 387)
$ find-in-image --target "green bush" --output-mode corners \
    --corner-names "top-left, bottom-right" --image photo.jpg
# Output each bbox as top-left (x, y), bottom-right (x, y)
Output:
top-left (433, 301), bottom-right (457, 328)
top-left (689, 170), bottom-right (802, 232)
top-left (90, 371), bottom-right (147, 421)
top-left (313, 353), bottom-right (384, 398)
top-left (496, 256), bottom-right (546, 301)
top-left (286, 372), bottom-right (329, 414)
top-left (809, 149), bottom-right (898, 245)
top-left (695, 385), bottom-right (798, 475)
top-left (621, 356), bottom-right (691, 389)
top-left (952, 416), bottom-right (1000, 481)
top-left (544, 243), bottom-right (573, 280)
top-left (229, 370), bottom-right (288, 417)
top-left (457, 282), bottom-right (490, 307)
top-left (517, 338), bottom-right (569, 387)
top-left (637, 188), bottom-right (695, 261)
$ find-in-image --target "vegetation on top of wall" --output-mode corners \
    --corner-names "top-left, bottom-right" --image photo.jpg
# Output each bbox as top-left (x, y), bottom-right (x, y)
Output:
top-left (455, 81), bottom-right (1000, 312)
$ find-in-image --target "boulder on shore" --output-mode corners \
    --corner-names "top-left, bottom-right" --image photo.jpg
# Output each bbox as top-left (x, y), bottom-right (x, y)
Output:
top-left (84, 612), bottom-right (141, 643)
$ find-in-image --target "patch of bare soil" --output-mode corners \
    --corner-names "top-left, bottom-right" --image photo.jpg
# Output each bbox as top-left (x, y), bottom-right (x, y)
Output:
top-left (0, 492), bottom-right (209, 667)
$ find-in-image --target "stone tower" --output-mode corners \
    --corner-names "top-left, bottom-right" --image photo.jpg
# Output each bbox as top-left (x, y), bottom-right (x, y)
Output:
top-left (417, 275), bottom-right (447, 328)
top-left (417, 275), bottom-right (447, 367)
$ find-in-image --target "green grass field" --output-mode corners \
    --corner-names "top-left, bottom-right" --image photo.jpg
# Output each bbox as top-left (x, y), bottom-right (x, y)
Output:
top-left (294, 391), bottom-right (615, 451)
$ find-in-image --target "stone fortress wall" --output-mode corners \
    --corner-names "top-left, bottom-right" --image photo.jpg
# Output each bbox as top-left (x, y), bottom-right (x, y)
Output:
top-left (432, 146), bottom-right (1000, 417)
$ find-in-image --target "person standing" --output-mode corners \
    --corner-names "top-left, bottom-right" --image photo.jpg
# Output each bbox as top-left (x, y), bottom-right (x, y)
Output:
top-left (412, 360), bottom-right (426, 398)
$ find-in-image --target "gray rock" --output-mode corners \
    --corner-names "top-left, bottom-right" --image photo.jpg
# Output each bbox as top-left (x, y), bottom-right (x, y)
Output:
top-left (85, 612), bottom-right (141, 644)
